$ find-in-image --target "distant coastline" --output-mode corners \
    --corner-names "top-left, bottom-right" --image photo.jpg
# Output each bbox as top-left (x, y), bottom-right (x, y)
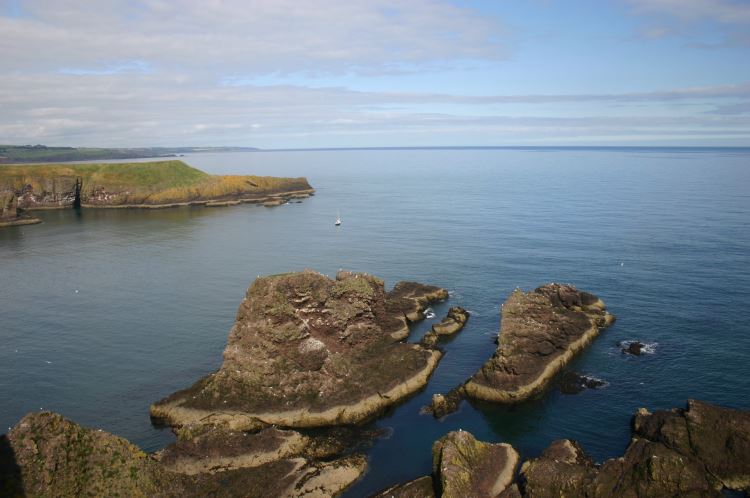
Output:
top-left (0, 160), bottom-right (313, 225)
top-left (2, 144), bottom-right (748, 165)
top-left (0, 145), bottom-right (260, 164)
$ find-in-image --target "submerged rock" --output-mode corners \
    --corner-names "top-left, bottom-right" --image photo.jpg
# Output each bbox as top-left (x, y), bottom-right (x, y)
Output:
top-left (425, 386), bottom-right (465, 419)
top-left (558, 371), bottom-right (607, 395)
top-left (151, 270), bottom-right (447, 431)
top-left (463, 284), bottom-right (614, 404)
top-left (1, 412), bottom-right (365, 498)
top-left (622, 340), bottom-right (644, 355)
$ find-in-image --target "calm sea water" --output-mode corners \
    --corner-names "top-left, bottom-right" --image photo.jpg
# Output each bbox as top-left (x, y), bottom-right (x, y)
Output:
top-left (1, 148), bottom-right (749, 496)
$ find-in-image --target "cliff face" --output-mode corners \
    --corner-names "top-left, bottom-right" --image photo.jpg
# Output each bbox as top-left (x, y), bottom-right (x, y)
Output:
top-left (151, 270), bottom-right (448, 430)
top-left (464, 283), bottom-right (614, 403)
top-left (0, 189), bottom-right (41, 227)
top-left (0, 189), bottom-right (17, 219)
top-left (0, 160), bottom-right (313, 209)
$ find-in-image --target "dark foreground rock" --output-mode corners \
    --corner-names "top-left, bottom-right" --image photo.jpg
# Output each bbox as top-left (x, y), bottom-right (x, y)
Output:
top-left (151, 270), bottom-right (447, 431)
top-left (433, 431), bottom-right (519, 498)
top-left (421, 307), bottom-right (469, 347)
top-left (374, 400), bottom-right (750, 498)
top-left (1, 412), bottom-right (366, 498)
top-left (371, 431), bottom-right (519, 498)
top-left (463, 284), bottom-right (614, 403)
top-left (521, 399), bottom-right (750, 497)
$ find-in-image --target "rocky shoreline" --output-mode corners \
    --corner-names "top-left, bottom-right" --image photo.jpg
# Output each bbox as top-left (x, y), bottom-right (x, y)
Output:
top-left (375, 400), bottom-right (750, 497)
top-left (2, 274), bottom-right (749, 497)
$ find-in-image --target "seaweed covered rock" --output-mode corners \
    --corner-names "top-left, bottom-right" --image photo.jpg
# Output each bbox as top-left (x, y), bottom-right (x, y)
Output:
top-left (426, 387), bottom-right (465, 419)
top-left (433, 431), bottom-right (519, 498)
top-left (464, 284), bottom-right (614, 403)
top-left (432, 307), bottom-right (469, 336)
top-left (421, 307), bottom-right (469, 347)
top-left (1, 412), bottom-right (366, 498)
top-left (151, 270), bottom-right (447, 431)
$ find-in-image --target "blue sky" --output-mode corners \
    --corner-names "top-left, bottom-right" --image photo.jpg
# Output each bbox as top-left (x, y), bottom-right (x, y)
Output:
top-left (0, 0), bottom-right (748, 147)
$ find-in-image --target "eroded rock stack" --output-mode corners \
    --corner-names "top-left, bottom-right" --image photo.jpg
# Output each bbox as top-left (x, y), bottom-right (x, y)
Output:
top-left (150, 270), bottom-right (448, 431)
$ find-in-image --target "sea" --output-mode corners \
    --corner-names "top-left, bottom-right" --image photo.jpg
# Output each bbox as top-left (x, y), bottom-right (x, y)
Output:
top-left (1, 147), bottom-right (749, 496)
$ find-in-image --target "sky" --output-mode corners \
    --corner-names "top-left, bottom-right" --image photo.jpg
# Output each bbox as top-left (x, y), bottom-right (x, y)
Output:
top-left (1, 0), bottom-right (749, 148)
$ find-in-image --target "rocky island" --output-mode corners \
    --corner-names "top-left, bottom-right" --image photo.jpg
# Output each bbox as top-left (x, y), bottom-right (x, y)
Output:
top-left (374, 400), bottom-right (750, 497)
top-left (464, 283), bottom-right (614, 403)
top-left (428, 284), bottom-right (614, 417)
top-left (150, 270), bottom-right (448, 431)
top-left (0, 160), bottom-right (313, 213)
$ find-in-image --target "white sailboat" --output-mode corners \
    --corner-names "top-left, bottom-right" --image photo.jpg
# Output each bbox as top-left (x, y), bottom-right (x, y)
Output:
top-left (335, 211), bottom-right (342, 226)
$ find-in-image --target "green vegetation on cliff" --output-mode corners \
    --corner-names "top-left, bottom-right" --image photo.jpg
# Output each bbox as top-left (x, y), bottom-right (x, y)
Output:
top-left (0, 160), bottom-right (312, 207)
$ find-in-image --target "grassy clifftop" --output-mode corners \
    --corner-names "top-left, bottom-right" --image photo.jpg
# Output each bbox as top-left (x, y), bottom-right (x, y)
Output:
top-left (0, 160), bottom-right (312, 207)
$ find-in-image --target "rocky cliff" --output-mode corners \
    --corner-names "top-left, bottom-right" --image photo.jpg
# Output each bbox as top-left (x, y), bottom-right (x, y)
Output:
top-left (0, 160), bottom-right (313, 209)
top-left (0, 189), bottom-right (40, 227)
top-left (151, 270), bottom-right (448, 431)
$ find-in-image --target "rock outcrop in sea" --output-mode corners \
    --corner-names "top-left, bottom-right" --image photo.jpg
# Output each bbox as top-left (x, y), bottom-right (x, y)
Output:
top-left (464, 283), bottom-right (614, 403)
top-left (421, 307), bottom-right (469, 347)
top-left (150, 270), bottom-right (448, 431)
top-left (0, 412), bottom-right (365, 498)
top-left (373, 400), bottom-right (750, 498)
top-left (426, 284), bottom-right (614, 417)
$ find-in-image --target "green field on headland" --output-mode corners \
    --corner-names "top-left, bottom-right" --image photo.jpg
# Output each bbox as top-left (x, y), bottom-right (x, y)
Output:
top-left (0, 160), bottom-right (312, 208)
top-left (0, 144), bottom-right (259, 164)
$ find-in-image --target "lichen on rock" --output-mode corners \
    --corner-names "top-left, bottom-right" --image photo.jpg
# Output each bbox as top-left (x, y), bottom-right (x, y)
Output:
top-left (432, 431), bottom-right (519, 498)
top-left (1, 411), bottom-right (367, 498)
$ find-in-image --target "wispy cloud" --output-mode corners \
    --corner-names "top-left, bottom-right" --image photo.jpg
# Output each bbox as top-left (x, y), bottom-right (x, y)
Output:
top-left (1, 73), bottom-right (747, 146)
top-left (626, 0), bottom-right (750, 45)
top-left (0, 0), bottom-right (508, 76)
top-left (0, 1), bottom-right (748, 146)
